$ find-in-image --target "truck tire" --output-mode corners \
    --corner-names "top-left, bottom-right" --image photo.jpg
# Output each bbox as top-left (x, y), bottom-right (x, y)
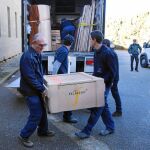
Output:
top-left (140, 55), bottom-right (148, 68)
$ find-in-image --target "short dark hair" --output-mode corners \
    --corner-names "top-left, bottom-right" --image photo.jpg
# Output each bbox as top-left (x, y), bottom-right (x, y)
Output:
top-left (102, 39), bottom-right (111, 47)
top-left (133, 39), bottom-right (137, 42)
top-left (91, 30), bottom-right (104, 43)
top-left (63, 35), bottom-right (74, 46)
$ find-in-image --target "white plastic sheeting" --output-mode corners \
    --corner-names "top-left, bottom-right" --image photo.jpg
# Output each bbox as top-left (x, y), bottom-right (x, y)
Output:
top-left (38, 5), bottom-right (52, 51)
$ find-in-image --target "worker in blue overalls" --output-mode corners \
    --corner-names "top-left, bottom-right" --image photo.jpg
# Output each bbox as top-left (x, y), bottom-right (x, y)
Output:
top-left (75, 31), bottom-right (116, 139)
top-left (19, 33), bottom-right (55, 148)
top-left (102, 39), bottom-right (122, 117)
top-left (53, 34), bottom-right (78, 123)
top-left (60, 18), bottom-right (76, 41)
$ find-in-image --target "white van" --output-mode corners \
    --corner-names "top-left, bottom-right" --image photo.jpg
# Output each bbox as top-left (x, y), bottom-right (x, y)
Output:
top-left (140, 41), bottom-right (150, 68)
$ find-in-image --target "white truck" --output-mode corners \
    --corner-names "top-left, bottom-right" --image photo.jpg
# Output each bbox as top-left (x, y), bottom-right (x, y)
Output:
top-left (23, 0), bottom-right (106, 74)
top-left (140, 41), bottom-right (150, 68)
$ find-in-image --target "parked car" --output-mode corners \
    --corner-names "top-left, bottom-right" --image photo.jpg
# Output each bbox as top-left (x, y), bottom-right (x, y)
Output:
top-left (140, 41), bottom-right (150, 68)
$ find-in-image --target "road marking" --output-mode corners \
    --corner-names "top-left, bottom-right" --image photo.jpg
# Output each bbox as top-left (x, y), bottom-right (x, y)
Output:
top-left (48, 114), bottom-right (110, 150)
top-left (5, 77), bottom-right (20, 88)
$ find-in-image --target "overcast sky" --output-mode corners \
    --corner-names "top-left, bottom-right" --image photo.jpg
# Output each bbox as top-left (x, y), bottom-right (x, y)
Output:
top-left (106, 0), bottom-right (150, 18)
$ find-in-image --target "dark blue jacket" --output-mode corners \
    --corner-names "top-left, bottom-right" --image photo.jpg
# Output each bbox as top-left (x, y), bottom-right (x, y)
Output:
top-left (60, 20), bottom-right (75, 32)
top-left (20, 47), bottom-right (45, 96)
top-left (128, 43), bottom-right (142, 56)
top-left (54, 45), bottom-right (69, 74)
top-left (93, 45), bottom-right (117, 87)
top-left (60, 20), bottom-right (76, 40)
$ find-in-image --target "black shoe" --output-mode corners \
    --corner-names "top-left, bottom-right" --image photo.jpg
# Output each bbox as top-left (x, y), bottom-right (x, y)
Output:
top-left (112, 111), bottom-right (122, 117)
top-left (63, 117), bottom-right (78, 123)
top-left (37, 130), bottom-right (55, 137)
top-left (130, 69), bottom-right (133, 71)
top-left (135, 69), bottom-right (139, 72)
top-left (99, 129), bottom-right (114, 136)
top-left (18, 135), bottom-right (34, 148)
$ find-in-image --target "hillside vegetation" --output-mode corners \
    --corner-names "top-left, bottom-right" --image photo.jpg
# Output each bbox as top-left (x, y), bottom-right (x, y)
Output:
top-left (106, 11), bottom-right (150, 49)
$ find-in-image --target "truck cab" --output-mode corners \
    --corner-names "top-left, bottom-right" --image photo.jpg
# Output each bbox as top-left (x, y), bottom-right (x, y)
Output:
top-left (140, 41), bottom-right (150, 68)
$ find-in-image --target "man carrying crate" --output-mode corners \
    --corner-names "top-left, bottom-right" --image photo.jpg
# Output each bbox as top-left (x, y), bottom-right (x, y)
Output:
top-left (19, 33), bottom-right (55, 148)
top-left (75, 31), bottom-right (116, 139)
top-left (53, 34), bottom-right (78, 123)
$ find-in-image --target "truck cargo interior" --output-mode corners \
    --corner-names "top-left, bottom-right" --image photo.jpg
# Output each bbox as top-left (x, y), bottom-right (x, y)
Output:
top-left (38, 0), bottom-right (92, 73)
top-left (26, 0), bottom-right (105, 74)
top-left (50, 0), bottom-right (92, 52)
top-left (50, 0), bottom-right (91, 29)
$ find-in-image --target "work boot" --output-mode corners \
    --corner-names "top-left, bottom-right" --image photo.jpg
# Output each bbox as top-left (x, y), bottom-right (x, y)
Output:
top-left (99, 129), bottom-right (114, 136)
top-left (75, 131), bottom-right (90, 139)
top-left (37, 130), bottom-right (55, 137)
top-left (112, 111), bottom-right (122, 117)
top-left (18, 135), bottom-right (34, 148)
top-left (63, 117), bottom-right (78, 123)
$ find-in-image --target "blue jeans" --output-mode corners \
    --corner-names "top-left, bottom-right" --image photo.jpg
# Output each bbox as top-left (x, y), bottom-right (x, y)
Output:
top-left (111, 80), bottom-right (122, 112)
top-left (82, 87), bottom-right (115, 135)
top-left (20, 96), bottom-right (48, 138)
top-left (131, 55), bottom-right (139, 70)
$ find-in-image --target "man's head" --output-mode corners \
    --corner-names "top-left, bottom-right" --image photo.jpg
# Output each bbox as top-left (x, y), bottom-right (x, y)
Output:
top-left (63, 35), bottom-right (74, 47)
top-left (102, 39), bottom-right (111, 47)
top-left (90, 30), bottom-right (104, 48)
top-left (31, 33), bottom-right (47, 53)
top-left (133, 39), bottom-right (137, 44)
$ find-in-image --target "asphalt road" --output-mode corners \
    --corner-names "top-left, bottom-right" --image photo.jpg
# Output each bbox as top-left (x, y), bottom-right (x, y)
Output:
top-left (0, 50), bottom-right (150, 150)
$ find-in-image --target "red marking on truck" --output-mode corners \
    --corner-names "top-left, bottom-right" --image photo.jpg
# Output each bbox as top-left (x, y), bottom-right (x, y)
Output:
top-left (86, 59), bottom-right (94, 65)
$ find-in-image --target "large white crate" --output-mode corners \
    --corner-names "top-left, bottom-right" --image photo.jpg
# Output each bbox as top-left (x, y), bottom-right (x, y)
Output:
top-left (44, 72), bottom-right (105, 113)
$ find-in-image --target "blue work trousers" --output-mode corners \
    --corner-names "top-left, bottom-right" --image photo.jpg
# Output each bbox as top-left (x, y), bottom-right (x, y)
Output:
top-left (111, 80), bottom-right (122, 112)
top-left (83, 87), bottom-right (115, 135)
top-left (20, 95), bottom-right (48, 138)
top-left (131, 55), bottom-right (139, 70)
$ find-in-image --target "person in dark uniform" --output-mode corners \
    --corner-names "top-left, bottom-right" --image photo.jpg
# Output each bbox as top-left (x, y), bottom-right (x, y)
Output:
top-left (128, 39), bottom-right (142, 72)
top-left (60, 18), bottom-right (76, 41)
top-left (102, 39), bottom-right (122, 117)
top-left (53, 34), bottom-right (78, 123)
top-left (75, 31), bottom-right (116, 139)
top-left (19, 33), bottom-right (55, 148)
